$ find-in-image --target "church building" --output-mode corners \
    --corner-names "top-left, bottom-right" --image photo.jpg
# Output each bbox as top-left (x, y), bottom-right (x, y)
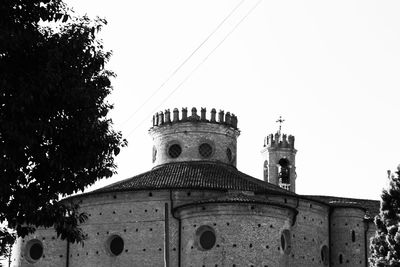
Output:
top-left (12, 107), bottom-right (380, 267)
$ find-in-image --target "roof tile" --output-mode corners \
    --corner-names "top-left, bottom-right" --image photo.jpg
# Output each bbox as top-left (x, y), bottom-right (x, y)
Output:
top-left (304, 195), bottom-right (380, 218)
top-left (93, 161), bottom-right (294, 195)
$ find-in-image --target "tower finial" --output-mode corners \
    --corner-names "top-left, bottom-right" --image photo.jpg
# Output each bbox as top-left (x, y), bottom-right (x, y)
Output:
top-left (276, 116), bottom-right (285, 134)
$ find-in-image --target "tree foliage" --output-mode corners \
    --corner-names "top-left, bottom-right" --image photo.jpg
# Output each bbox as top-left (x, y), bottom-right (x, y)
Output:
top-left (0, 228), bottom-right (15, 260)
top-left (0, 0), bottom-right (126, 250)
top-left (370, 167), bottom-right (400, 266)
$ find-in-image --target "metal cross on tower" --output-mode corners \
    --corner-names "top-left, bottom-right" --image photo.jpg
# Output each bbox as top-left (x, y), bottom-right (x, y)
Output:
top-left (276, 116), bottom-right (285, 134)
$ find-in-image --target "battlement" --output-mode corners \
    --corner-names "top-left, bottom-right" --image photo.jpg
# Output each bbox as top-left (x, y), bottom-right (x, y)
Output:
top-left (151, 107), bottom-right (238, 129)
top-left (264, 132), bottom-right (295, 149)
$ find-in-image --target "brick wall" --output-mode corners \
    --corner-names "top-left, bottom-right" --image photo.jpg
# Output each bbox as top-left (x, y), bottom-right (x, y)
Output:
top-left (12, 229), bottom-right (67, 267)
top-left (177, 201), bottom-right (295, 267)
top-left (15, 190), bottom-right (173, 267)
top-left (289, 199), bottom-right (330, 267)
top-left (267, 196), bottom-right (330, 267)
top-left (12, 190), bottom-right (376, 267)
top-left (330, 207), bottom-right (366, 266)
top-left (150, 122), bottom-right (239, 167)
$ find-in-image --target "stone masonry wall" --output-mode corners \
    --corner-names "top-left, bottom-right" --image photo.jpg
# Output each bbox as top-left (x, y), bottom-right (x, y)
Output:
top-left (290, 199), bottom-right (330, 267)
top-left (268, 196), bottom-right (330, 267)
top-left (149, 122), bottom-right (239, 167)
top-left (11, 229), bottom-right (67, 267)
top-left (69, 191), bottom-right (173, 267)
top-left (177, 202), bottom-right (295, 267)
top-left (15, 190), bottom-right (176, 267)
top-left (12, 189), bottom-right (376, 267)
top-left (14, 189), bottom-right (229, 267)
top-left (330, 207), bottom-right (366, 267)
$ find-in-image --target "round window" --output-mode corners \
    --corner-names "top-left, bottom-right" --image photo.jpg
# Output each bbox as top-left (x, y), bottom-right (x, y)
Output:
top-left (196, 226), bottom-right (216, 250)
top-left (107, 235), bottom-right (124, 256)
top-left (168, 144), bottom-right (182, 158)
top-left (200, 230), bottom-right (216, 249)
top-left (321, 245), bottom-right (329, 265)
top-left (199, 143), bottom-right (213, 158)
top-left (280, 229), bottom-right (291, 254)
top-left (25, 239), bottom-right (43, 263)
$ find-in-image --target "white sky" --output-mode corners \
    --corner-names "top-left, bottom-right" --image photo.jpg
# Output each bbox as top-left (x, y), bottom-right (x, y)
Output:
top-left (3, 2), bottom-right (397, 265)
top-left (64, 0), bottom-right (400, 200)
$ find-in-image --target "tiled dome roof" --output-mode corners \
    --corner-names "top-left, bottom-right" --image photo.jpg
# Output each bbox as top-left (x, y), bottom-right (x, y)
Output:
top-left (91, 161), bottom-right (295, 195)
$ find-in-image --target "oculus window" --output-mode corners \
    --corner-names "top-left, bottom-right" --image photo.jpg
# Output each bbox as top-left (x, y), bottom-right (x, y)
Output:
top-left (168, 143), bottom-right (182, 158)
top-left (25, 239), bottom-right (43, 263)
top-left (196, 225), bottom-right (216, 251)
top-left (106, 235), bottom-right (124, 256)
top-left (199, 143), bottom-right (213, 158)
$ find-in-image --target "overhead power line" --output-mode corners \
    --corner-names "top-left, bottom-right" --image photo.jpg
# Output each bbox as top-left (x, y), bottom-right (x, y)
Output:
top-left (121, 0), bottom-right (246, 127)
top-left (126, 0), bottom-right (263, 138)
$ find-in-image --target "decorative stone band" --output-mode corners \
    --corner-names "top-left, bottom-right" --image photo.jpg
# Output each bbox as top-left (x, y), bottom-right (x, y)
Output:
top-left (151, 107), bottom-right (238, 129)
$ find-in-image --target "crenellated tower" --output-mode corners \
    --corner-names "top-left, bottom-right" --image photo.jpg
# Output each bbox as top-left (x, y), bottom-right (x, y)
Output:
top-left (149, 107), bottom-right (240, 167)
top-left (261, 119), bottom-right (297, 192)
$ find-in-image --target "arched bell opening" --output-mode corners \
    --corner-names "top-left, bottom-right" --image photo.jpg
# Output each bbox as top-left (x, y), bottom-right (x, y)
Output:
top-left (278, 158), bottom-right (290, 184)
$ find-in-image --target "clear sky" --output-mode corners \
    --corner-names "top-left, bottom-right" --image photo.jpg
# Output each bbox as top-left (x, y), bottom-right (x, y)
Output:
top-left (0, 0), bottom-right (400, 264)
top-left (3, 2), bottom-right (397, 265)
top-left (65, 0), bottom-right (400, 200)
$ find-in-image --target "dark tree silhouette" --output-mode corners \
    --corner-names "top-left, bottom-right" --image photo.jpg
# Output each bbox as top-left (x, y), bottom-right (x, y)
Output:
top-left (0, 0), bottom-right (126, 251)
top-left (370, 166), bottom-right (400, 266)
top-left (0, 228), bottom-right (15, 264)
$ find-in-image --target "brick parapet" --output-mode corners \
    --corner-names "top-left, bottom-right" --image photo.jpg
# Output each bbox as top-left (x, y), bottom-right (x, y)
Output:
top-left (151, 107), bottom-right (238, 129)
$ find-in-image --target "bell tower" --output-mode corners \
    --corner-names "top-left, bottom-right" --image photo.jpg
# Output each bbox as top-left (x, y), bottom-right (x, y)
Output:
top-left (261, 117), bottom-right (297, 192)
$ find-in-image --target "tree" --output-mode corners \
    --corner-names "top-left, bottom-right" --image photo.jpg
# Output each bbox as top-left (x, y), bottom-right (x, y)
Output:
top-left (0, 228), bottom-right (15, 266)
top-left (370, 166), bottom-right (400, 266)
top-left (0, 0), bottom-right (126, 251)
